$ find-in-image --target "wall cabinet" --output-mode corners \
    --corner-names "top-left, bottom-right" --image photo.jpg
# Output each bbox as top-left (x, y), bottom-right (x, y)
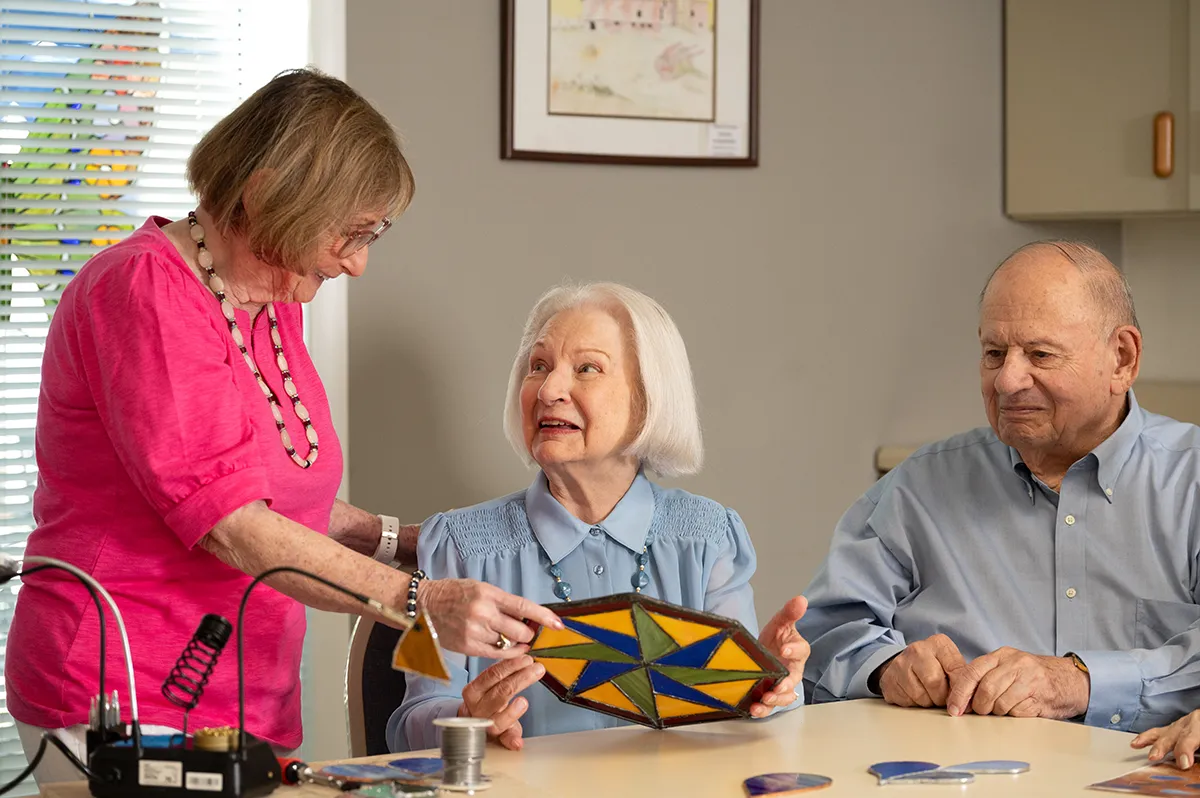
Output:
top-left (1005, 0), bottom-right (1200, 218)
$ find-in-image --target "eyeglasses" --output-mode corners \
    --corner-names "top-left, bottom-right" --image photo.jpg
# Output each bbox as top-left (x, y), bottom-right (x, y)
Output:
top-left (337, 216), bottom-right (392, 259)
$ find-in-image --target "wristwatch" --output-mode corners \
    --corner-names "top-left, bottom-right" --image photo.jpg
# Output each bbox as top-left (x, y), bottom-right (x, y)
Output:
top-left (1066, 652), bottom-right (1089, 674)
top-left (373, 514), bottom-right (400, 565)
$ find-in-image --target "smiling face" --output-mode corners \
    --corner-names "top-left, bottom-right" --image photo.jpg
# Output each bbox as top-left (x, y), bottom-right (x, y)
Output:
top-left (979, 250), bottom-right (1135, 468)
top-left (520, 305), bottom-right (642, 477)
top-left (229, 211), bottom-right (385, 305)
top-left (280, 213), bottom-right (386, 303)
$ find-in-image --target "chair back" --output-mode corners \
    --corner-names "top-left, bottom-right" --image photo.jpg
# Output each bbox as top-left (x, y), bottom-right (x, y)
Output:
top-left (346, 616), bottom-right (408, 757)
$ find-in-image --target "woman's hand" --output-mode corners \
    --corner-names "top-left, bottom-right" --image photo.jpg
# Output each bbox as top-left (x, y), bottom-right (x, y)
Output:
top-left (419, 578), bottom-right (564, 659)
top-left (1132, 711), bottom-right (1200, 769)
top-left (459, 655), bottom-right (546, 750)
top-left (749, 596), bottom-right (810, 718)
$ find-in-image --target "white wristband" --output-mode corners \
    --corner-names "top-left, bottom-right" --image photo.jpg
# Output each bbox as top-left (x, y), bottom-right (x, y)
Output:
top-left (374, 515), bottom-right (400, 564)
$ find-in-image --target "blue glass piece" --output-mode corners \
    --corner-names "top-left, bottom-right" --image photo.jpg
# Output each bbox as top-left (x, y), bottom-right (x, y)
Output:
top-left (572, 660), bottom-right (638, 693)
top-left (631, 571), bottom-right (649, 589)
top-left (564, 618), bottom-right (640, 659)
top-left (386, 757), bottom-right (443, 776)
top-left (653, 633), bottom-right (725, 668)
top-left (321, 763), bottom-right (414, 780)
top-left (548, 563), bottom-right (562, 578)
top-left (648, 669), bottom-right (733, 710)
top-left (636, 552), bottom-right (649, 567)
top-left (743, 773), bottom-right (833, 796)
top-left (553, 581), bottom-right (572, 600)
top-left (867, 762), bottom-right (940, 781)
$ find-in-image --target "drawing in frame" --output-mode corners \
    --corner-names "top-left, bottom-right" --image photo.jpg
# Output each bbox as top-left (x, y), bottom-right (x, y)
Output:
top-left (501, 0), bottom-right (760, 166)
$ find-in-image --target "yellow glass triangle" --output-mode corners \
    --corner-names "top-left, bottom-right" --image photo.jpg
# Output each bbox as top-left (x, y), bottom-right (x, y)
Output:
top-left (391, 610), bottom-right (450, 682)
top-left (574, 609), bottom-right (636, 637)
top-left (578, 682), bottom-right (644, 716)
top-left (693, 678), bottom-right (759, 706)
top-left (707, 638), bottom-right (762, 672)
top-left (532, 626), bottom-right (594, 650)
top-left (536, 657), bottom-right (588, 689)
top-left (647, 612), bottom-right (721, 647)
top-left (655, 694), bottom-right (717, 719)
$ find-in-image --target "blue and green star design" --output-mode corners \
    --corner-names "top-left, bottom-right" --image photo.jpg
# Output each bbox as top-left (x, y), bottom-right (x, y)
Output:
top-left (529, 594), bottom-right (785, 729)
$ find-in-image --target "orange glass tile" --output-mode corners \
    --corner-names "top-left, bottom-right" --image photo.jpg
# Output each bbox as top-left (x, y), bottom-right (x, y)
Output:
top-left (536, 657), bottom-right (588, 689)
top-left (707, 638), bottom-right (762, 672)
top-left (655, 694), bottom-right (717, 718)
top-left (532, 626), bottom-right (594, 650)
top-left (578, 681), bottom-right (644, 717)
top-left (647, 612), bottom-right (722, 648)
top-left (573, 609), bottom-right (637, 637)
top-left (693, 678), bottom-right (760, 706)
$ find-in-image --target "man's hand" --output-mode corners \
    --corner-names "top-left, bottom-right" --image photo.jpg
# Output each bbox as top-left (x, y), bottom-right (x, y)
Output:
top-left (876, 634), bottom-right (966, 708)
top-left (946, 648), bottom-right (1089, 719)
top-left (1132, 711), bottom-right (1200, 769)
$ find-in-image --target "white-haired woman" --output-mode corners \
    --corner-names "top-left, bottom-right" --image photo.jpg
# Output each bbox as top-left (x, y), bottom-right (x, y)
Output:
top-left (387, 282), bottom-right (809, 752)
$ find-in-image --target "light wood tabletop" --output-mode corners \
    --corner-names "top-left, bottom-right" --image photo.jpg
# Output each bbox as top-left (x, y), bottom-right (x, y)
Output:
top-left (40, 698), bottom-right (1160, 797)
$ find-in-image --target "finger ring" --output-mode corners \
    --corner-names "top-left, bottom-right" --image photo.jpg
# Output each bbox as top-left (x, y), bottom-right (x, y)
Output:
top-left (495, 633), bottom-right (513, 650)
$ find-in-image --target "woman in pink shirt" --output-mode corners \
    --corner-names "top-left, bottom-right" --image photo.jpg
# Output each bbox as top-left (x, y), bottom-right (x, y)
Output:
top-left (8, 68), bottom-right (561, 787)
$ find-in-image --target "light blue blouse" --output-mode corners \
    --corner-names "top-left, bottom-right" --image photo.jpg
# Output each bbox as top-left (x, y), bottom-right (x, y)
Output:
top-left (387, 470), bottom-right (764, 752)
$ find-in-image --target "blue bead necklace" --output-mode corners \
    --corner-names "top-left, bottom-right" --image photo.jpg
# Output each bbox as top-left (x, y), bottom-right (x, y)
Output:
top-left (545, 533), bottom-right (653, 601)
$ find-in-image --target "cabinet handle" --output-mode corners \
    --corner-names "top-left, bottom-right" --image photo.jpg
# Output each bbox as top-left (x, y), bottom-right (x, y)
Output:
top-left (1154, 111), bottom-right (1174, 178)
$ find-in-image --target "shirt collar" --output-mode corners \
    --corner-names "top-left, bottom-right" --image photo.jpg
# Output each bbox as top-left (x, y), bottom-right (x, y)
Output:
top-left (525, 469), bottom-right (656, 564)
top-left (1007, 390), bottom-right (1145, 503)
top-left (1091, 389), bottom-right (1145, 500)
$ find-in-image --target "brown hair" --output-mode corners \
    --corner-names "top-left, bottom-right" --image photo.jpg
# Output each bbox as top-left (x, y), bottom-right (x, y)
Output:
top-left (187, 67), bottom-right (414, 273)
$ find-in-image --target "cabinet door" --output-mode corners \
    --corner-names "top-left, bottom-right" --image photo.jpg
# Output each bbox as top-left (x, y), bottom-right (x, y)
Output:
top-left (1006, 0), bottom-right (1189, 218)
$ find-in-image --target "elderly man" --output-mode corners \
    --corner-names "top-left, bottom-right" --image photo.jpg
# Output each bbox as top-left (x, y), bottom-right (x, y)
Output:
top-left (796, 240), bottom-right (1200, 735)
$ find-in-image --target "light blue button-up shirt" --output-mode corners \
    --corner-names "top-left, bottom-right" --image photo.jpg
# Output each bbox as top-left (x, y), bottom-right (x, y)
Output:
top-left (798, 392), bottom-right (1200, 733)
top-left (387, 470), bottom-right (765, 752)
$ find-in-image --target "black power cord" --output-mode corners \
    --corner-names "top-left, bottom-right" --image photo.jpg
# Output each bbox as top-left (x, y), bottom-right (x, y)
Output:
top-left (236, 566), bottom-right (371, 755)
top-left (0, 732), bottom-right (101, 796)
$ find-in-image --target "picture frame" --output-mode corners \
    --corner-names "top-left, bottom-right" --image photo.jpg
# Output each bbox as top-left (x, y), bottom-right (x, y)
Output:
top-left (501, 0), bottom-right (761, 166)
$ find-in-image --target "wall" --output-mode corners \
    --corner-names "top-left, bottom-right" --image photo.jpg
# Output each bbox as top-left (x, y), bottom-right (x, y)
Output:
top-left (345, 0), bottom-right (1119, 624)
top-left (1122, 218), bottom-right (1200, 382)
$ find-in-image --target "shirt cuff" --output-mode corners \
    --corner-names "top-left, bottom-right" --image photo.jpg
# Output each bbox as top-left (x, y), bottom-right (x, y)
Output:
top-left (848, 644), bottom-right (908, 700)
top-left (1073, 649), bottom-right (1142, 732)
top-left (395, 699), bottom-right (461, 752)
top-left (163, 467), bottom-right (273, 548)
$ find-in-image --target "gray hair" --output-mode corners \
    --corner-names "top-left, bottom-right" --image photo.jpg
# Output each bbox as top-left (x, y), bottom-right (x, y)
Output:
top-left (980, 239), bottom-right (1140, 333)
top-left (503, 282), bottom-right (704, 477)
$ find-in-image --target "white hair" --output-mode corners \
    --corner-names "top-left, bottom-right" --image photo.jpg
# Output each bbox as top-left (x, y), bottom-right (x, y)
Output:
top-left (503, 281), bottom-right (704, 477)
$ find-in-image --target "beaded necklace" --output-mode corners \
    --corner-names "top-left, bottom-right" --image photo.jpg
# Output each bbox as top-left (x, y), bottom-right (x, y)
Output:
top-left (187, 211), bottom-right (319, 469)
top-left (543, 532), bottom-right (653, 601)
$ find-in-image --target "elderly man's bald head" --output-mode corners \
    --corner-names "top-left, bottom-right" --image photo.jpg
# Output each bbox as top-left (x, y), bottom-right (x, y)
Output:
top-left (980, 241), bottom-right (1139, 336)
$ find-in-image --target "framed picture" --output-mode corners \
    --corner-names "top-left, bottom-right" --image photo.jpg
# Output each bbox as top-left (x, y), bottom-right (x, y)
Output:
top-left (501, 0), bottom-right (760, 166)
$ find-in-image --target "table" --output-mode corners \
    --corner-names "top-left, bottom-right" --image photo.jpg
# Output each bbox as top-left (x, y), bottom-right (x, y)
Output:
top-left (40, 698), bottom-right (1155, 796)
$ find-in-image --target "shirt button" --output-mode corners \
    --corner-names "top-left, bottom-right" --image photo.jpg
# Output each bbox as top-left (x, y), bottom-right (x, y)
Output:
top-left (589, 527), bottom-right (602, 537)
top-left (1065, 587), bottom-right (1077, 599)
top-left (593, 565), bottom-right (605, 576)
top-left (1065, 514), bottom-right (1076, 525)
top-left (1105, 488), bottom-right (1113, 497)
top-left (1111, 713), bottom-right (1122, 724)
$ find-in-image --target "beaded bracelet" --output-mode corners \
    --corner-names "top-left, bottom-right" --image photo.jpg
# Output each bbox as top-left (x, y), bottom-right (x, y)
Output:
top-left (406, 569), bottom-right (426, 618)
